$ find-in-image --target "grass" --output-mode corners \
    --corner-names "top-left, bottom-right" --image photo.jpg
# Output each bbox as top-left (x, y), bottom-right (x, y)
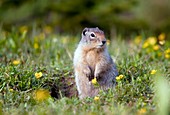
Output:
top-left (0, 26), bottom-right (170, 115)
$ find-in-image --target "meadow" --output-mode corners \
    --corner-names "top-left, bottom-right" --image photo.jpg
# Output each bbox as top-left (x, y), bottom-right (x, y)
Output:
top-left (0, 26), bottom-right (170, 115)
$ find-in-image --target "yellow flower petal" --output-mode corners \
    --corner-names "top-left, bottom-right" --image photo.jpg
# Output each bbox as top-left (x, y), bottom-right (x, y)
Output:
top-left (35, 72), bottom-right (43, 79)
top-left (94, 96), bottom-right (99, 101)
top-left (165, 48), bottom-right (170, 54)
top-left (34, 43), bottom-right (39, 49)
top-left (107, 40), bottom-right (110, 45)
top-left (9, 89), bottom-right (14, 92)
top-left (142, 41), bottom-right (149, 48)
top-left (13, 60), bottom-right (20, 65)
top-left (119, 75), bottom-right (124, 79)
top-left (165, 54), bottom-right (170, 59)
top-left (153, 45), bottom-right (159, 51)
top-left (150, 70), bottom-right (157, 75)
top-left (116, 75), bottom-right (124, 80)
top-left (158, 33), bottom-right (165, 41)
top-left (138, 108), bottom-right (146, 114)
top-left (92, 77), bottom-right (97, 84)
top-left (147, 37), bottom-right (157, 45)
top-left (116, 76), bottom-right (120, 80)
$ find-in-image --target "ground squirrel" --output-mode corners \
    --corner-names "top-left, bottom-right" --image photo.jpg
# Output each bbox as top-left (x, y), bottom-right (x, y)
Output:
top-left (73, 27), bottom-right (118, 99)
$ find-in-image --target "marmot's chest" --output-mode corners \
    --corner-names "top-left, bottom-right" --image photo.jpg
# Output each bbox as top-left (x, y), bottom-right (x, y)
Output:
top-left (85, 51), bottom-right (100, 69)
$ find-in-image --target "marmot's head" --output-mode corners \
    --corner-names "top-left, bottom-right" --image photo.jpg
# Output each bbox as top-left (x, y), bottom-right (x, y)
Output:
top-left (81, 27), bottom-right (106, 49)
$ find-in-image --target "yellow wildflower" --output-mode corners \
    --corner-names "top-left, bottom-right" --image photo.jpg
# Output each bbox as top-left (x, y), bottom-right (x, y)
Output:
top-left (35, 72), bottom-right (43, 79)
top-left (119, 75), bottom-right (124, 79)
top-left (147, 37), bottom-right (157, 45)
top-left (158, 33), bottom-right (165, 41)
top-left (92, 77), bottom-right (97, 85)
top-left (9, 89), bottom-right (14, 92)
top-left (153, 45), bottom-right (159, 51)
top-left (12, 60), bottom-right (20, 65)
top-left (34, 89), bottom-right (50, 101)
top-left (150, 70), bottom-right (157, 75)
top-left (34, 43), bottom-right (39, 49)
top-left (116, 74), bottom-right (124, 80)
top-left (134, 35), bottom-right (142, 44)
top-left (165, 54), bottom-right (170, 59)
top-left (94, 96), bottom-right (100, 101)
top-left (142, 41), bottom-right (149, 48)
top-left (165, 48), bottom-right (170, 54)
top-left (164, 48), bottom-right (170, 59)
top-left (116, 77), bottom-right (120, 80)
top-left (107, 40), bottom-right (110, 45)
top-left (137, 108), bottom-right (146, 115)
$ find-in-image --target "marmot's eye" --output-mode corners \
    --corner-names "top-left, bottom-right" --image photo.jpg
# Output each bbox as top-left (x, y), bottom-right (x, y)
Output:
top-left (90, 33), bottom-right (95, 38)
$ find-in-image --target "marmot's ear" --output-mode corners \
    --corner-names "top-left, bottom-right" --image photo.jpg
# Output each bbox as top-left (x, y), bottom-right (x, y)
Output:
top-left (96, 27), bottom-right (99, 29)
top-left (82, 27), bottom-right (88, 36)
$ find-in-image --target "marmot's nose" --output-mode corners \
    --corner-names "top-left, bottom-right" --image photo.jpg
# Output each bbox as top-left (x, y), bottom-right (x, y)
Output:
top-left (102, 41), bottom-right (106, 45)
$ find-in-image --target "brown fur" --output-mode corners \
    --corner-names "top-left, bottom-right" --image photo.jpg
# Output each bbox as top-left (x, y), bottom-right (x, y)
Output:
top-left (73, 27), bottom-right (118, 99)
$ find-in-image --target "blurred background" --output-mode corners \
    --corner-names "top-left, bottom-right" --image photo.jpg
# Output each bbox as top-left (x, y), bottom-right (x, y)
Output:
top-left (0, 0), bottom-right (170, 37)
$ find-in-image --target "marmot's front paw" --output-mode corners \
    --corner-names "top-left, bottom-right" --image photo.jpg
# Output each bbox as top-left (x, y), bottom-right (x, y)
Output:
top-left (95, 71), bottom-right (104, 81)
top-left (95, 73), bottom-right (101, 81)
top-left (88, 75), bottom-right (94, 81)
top-left (83, 66), bottom-right (94, 81)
